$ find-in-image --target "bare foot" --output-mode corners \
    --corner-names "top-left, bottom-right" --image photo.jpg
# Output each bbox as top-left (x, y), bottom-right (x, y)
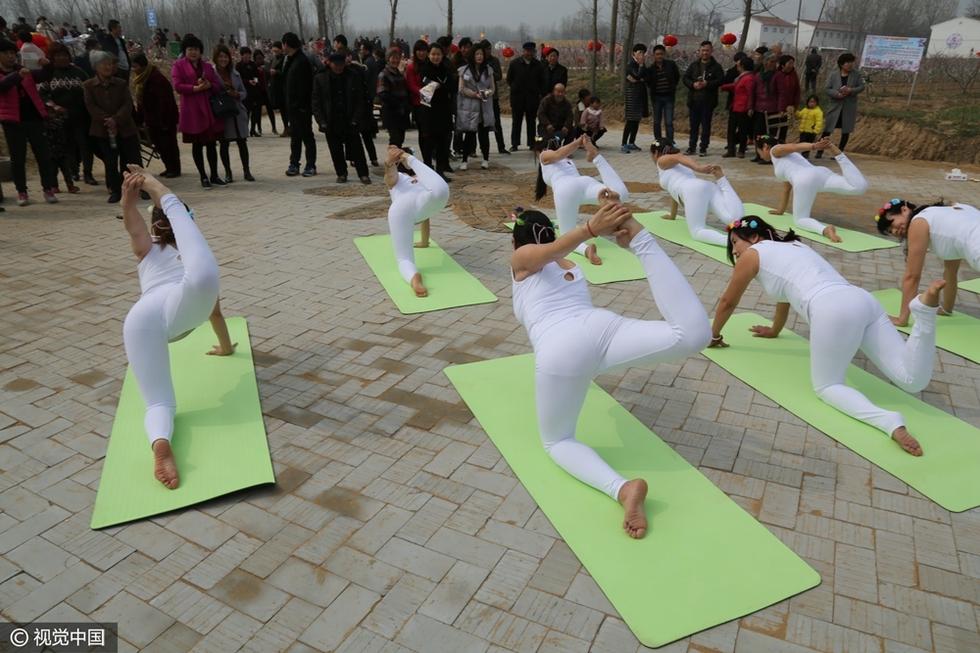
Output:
top-left (152, 439), bottom-right (179, 489)
top-left (598, 187), bottom-right (620, 204)
top-left (584, 243), bottom-right (602, 265)
top-left (414, 240), bottom-right (429, 248)
top-left (661, 213), bottom-right (676, 221)
top-left (919, 279), bottom-right (946, 307)
top-left (618, 479), bottom-right (648, 539)
top-left (584, 136), bottom-right (599, 162)
top-left (822, 225), bottom-right (843, 243)
top-left (411, 273), bottom-right (428, 297)
top-left (891, 427), bottom-right (923, 456)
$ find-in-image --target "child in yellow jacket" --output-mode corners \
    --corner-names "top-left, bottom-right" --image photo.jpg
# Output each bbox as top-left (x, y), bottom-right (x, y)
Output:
top-left (797, 94), bottom-right (824, 159)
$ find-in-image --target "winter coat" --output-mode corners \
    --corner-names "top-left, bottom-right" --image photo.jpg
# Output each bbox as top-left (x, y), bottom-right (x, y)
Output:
top-left (624, 59), bottom-right (648, 121)
top-left (774, 69), bottom-right (801, 112)
top-left (646, 59), bottom-right (680, 98)
top-left (721, 72), bottom-right (755, 113)
top-left (0, 68), bottom-right (48, 122)
top-left (283, 50), bottom-right (315, 118)
top-left (136, 67), bottom-right (178, 129)
top-left (456, 64), bottom-right (495, 132)
top-left (217, 67), bottom-right (248, 139)
top-left (311, 67), bottom-right (372, 133)
top-left (405, 58), bottom-right (426, 107)
top-left (796, 106), bottom-right (824, 134)
top-left (544, 63), bottom-right (568, 93)
top-left (823, 68), bottom-right (863, 134)
top-left (682, 56), bottom-right (724, 108)
top-left (753, 72), bottom-right (780, 113)
top-left (377, 65), bottom-right (410, 129)
top-left (171, 57), bottom-right (222, 136)
top-left (83, 75), bottom-right (138, 137)
top-left (536, 94), bottom-right (573, 134)
top-left (506, 56), bottom-right (546, 107)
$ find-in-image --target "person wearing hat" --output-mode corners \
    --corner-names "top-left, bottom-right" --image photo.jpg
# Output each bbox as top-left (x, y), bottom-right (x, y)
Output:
top-left (312, 52), bottom-right (372, 184)
top-left (506, 40), bottom-right (546, 151)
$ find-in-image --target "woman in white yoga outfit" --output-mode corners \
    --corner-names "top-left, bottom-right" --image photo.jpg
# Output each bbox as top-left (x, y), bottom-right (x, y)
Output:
top-left (121, 167), bottom-right (234, 489)
top-left (511, 203), bottom-right (712, 538)
top-left (384, 145), bottom-right (450, 298)
top-left (650, 141), bottom-right (743, 247)
top-left (759, 134), bottom-right (866, 243)
top-left (534, 133), bottom-right (630, 266)
top-left (709, 215), bottom-right (945, 456)
top-left (875, 199), bottom-right (980, 326)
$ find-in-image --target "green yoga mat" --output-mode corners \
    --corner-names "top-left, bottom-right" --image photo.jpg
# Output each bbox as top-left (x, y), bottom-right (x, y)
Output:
top-left (873, 288), bottom-right (980, 364)
top-left (354, 234), bottom-right (497, 314)
top-left (91, 318), bottom-right (274, 529)
top-left (741, 203), bottom-right (898, 252)
top-left (634, 211), bottom-right (731, 265)
top-left (445, 355), bottom-right (820, 648)
top-left (504, 221), bottom-right (645, 284)
top-left (961, 277), bottom-right (980, 295)
top-left (704, 312), bottom-right (980, 512)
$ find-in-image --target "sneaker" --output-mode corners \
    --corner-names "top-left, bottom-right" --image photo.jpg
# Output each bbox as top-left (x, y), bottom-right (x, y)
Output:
top-left (359, 176), bottom-right (372, 184)
top-left (201, 177), bottom-right (212, 189)
top-left (620, 145), bottom-right (631, 154)
top-left (510, 145), bottom-right (520, 152)
top-left (498, 148), bottom-right (511, 155)
top-left (628, 143), bottom-right (641, 152)
top-left (722, 150), bottom-right (735, 158)
top-left (67, 184), bottom-right (80, 194)
top-left (684, 148), bottom-right (696, 155)
top-left (699, 150), bottom-right (707, 157)
top-left (16, 192), bottom-right (28, 206)
top-left (286, 165), bottom-right (300, 176)
top-left (244, 171), bottom-right (255, 181)
top-left (209, 176), bottom-right (228, 186)
top-left (336, 175), bottom-right (348, 183)
top-left (44, 189), bottom-right (58, 203)
top-left (302, 165), bottom-right (317, 177)
top-left (83, 175), bottom-right (99, 186)
top-left (481, 160), bottom-right (489, 170)
top-left (459, 161), bottom-right (468, 171)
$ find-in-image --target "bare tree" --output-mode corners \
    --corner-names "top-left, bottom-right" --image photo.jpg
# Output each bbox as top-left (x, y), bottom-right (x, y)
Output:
top-left (619, 0), bottom-right (643, 92)
top-left (447, 0), bottom-right (453, 37)
top-left (244, 0), bottom-right (257, 44)
top-left (608, 0), bottom-right (619, 71)
top-left (293, 0), bottom-right (303, 40)
top-left (738, 0), bottom-right (786, 52)
top-left (591, 0), bottom-right (599, 91)
top-left (388, 0), bottom-right (398, 45)
top-left (970, 0), bottom-right (980, 18)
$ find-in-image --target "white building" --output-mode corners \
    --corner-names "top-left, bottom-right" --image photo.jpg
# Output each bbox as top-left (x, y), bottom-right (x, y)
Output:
top-left (928, 16), bottom-right (980, 57)
top-left (796, 21), bottom-right (863, 53)
top-left (721, 15), bottom-right (796, 50)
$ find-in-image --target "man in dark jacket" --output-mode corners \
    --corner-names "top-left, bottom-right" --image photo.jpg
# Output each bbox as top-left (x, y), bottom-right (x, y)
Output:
top-left (282, 32), bottom-right (317, 177)
top-left (73, 37), bottom-right (98, 76)
top-left (536, 83), bottom-right (574, 143)
top-left (682, 40), bottom-right (724, 156)
top-left (268, 41), bottom-right (289, 135)
top-left (646, 44), bottom-right (680, 145)
top-left (804, 47), bottom-right (822, 94)
top-left (544, 48), bottom-right (568, 93)
top-left (506, 41), bottom-right (546, 151)
top-left (313, 53), bottom-right (371, 184)
top-left (98, 19), bottom-right (130, 81)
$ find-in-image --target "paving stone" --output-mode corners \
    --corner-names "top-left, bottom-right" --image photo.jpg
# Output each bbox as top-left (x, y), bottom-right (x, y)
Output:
top-left (834, 543), bottom-right (879, 603)
top-left (395, 613), bottom-right (489, 653)
top-left (325, 545), bottom-right (404, 594)
top-left (165, 511), bottom-right (238, 551)
top-left (299, 584), bottom-right (381, 652)
top-left (4, 562), bottom-right (100, 622)
top-left (184, 532), bottom-right (263, 590)
top-left (455, 600), bottom-right (548, 652)
top-left (758, 482), bottom-right (801, 529)
top-left (150, 581), bottom-right (234, 635)
top-left (473, 549), bottom-right (540, 611)
top-left (92, 591), bottom-right (174, 647)
top-left (510, 587), bottom-right (604, 641)
top-left (266, 557), bottom-right (349, 607)
top-left (348, 505), bottom-right (414, 555)
top-left (209, 568), bottom-right (291, 621)
top-left (361, 572), bottom-right (436, 638)
top-left (376, 537), bottom-right (455, 583)
top-left (419, 561), bottom-right (490, 625)
top-left (6, 536), bottom-right (79, 582)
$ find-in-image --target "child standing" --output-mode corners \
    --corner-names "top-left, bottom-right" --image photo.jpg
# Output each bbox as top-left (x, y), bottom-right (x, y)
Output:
top-left (581, 96), bottom-right (607, 145)
top-left (796, 94), bottom-right (824, 159)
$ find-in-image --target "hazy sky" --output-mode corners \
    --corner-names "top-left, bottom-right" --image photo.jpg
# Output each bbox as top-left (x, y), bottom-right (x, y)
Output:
top-left (344, 0), bottom-right (972, 34)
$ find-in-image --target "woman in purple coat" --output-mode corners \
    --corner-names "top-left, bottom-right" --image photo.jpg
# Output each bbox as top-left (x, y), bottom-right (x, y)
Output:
top-left (171, 34), bottom-right (226, 189)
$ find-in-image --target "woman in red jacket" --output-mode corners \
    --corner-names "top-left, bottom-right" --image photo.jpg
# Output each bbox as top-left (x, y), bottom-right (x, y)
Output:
top-left (774, 55), bottom-right (801, 143)
top-left (721, 58), bottom-right (755, 158)
top-left (0, 38), bottom-right (58, 205)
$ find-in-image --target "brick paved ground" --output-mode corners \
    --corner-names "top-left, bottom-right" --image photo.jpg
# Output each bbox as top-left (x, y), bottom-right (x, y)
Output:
top-left (1, 117), bottom-right (979, 652)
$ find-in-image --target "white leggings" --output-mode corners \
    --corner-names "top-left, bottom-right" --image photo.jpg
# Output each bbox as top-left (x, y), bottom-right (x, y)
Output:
top-left (809, 285), bottom-right (937, 435)
top-left (791, 154), bottom-right (868, 234)
top-left (533, 230), bottom-right (711, 499)
top-left (123, 194), bottom-right (220, 446)
top-left (552, 155), bottom-right (629, 255)
top-left (676, 176), bottom-right (743, 246)
top-left (388, 156), bottom-right (450, 282)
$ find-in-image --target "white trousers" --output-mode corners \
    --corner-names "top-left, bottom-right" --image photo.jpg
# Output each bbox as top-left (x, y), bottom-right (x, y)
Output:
top-left (123, 194), bottom-right (220, 445)
top-left (533, 230), bottom-right (711, 499)
top-left (791, 154), bottom-right (868, 234)
top-left (388, 157), bottom-right (450, 282)
top-left (552, 155), bottom-right (629, 255)
top-left (677, 176), bottom-right (742, 246)
top-left (809, 285), bottom-right (937, 435)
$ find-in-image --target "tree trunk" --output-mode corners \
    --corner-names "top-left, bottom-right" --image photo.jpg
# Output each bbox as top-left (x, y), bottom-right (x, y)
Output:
top-left (447, 0), bottom-right (453, 37)
top-left (314, 0), bottom-right (327, 41)
top-left (620, 0), bottom-right (643, 94)
top-left (388, 0), bottom-right (399, 46)
top-left (244, 0), bottom-right (256, 45)
top-left (608, 0), bottom-right (620, 71)
top-left (738, 0), bottom-right (752, 53)
top-left (294, 0), bottom-right (304, 42)
top-left (591, 0), bottom-right (598, 92)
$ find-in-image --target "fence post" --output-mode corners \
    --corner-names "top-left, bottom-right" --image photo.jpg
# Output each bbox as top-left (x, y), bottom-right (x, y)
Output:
top-left (906, 69), bottom-right (919, 107)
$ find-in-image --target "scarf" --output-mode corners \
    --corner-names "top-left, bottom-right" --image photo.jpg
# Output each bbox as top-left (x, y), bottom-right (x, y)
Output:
top-left (131, 63), bottom-right (155, 106)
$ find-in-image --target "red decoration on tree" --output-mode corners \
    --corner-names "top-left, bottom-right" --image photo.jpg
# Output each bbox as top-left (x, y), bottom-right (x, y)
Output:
top-left (663, 34), bottom-right (678, 48)
top-left (587, 40), bottom-right (603, 52)
top-left (721, 32), bottom-right (737, 46)
top-left (450, 43), bottom-right (459, 54)
top-left (542, 45), bottom-right (553, 56)
top-left (502, 46), bottom-right (515, 59)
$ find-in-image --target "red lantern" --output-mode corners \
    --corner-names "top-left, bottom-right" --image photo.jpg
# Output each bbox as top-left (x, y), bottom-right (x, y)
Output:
top-left (663, 34), bottom-right (678, 48)
top-left (502, 46), bottom-right (515, 59)
top-left (450, 43), bottom-right (459, 54)
top-left (721, 32), bottom-right (737, 47)
top-left (587, 40), bottom-right (603, 52)
top-left (542, 45), bottom-right (553, 56)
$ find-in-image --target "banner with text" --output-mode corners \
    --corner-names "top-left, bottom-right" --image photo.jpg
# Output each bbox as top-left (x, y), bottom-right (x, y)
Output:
top-left (861, 35), bottom-right (927, 72)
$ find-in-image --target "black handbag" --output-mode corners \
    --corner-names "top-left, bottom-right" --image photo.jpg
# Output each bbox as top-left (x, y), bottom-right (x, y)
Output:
top-left (209, 92), bottom-right (238, 117)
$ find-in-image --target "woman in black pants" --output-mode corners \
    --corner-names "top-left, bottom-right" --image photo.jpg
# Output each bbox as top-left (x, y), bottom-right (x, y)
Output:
top-left (417, 43), bottom-right (453, 179)
top-left (621, 43), bottom-right (648, 153)
top-left (213, 45), bottom-right (253, 182)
